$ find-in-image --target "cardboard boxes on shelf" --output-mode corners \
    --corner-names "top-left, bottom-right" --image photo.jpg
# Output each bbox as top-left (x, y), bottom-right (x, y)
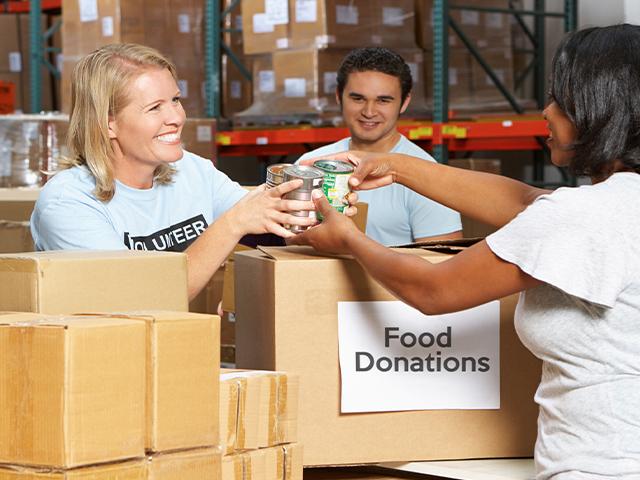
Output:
top-left (0, 250), bottom-right (189, 314)
top-left (235, 246), bottom-right (541, 466)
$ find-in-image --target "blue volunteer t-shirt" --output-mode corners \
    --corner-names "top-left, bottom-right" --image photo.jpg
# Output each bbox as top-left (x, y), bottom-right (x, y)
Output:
top-left (31, 151), bottom-right (247, 252)
top-left (297, 135), bottom-right (461, 246)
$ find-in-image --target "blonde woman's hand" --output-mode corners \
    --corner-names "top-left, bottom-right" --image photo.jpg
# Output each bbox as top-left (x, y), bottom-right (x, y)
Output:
top-left (226, 181), bottom-right (317, 239)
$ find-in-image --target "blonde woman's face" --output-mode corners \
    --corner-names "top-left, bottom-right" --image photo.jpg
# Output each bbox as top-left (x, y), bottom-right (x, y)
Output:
top-left (108, 67), bottom-right (186, 183)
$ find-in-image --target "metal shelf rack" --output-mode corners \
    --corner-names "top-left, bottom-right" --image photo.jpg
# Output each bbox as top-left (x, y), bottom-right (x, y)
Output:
top-left (0, 0), bottom-right (62, 113)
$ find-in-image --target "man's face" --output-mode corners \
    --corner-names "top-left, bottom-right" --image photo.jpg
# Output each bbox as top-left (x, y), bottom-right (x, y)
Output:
top-left (338, 70), bottom-right (410, 146)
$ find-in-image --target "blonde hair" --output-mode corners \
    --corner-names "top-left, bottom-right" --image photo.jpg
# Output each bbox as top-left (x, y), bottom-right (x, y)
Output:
top-left (63, 43), bottom-right (178, 202)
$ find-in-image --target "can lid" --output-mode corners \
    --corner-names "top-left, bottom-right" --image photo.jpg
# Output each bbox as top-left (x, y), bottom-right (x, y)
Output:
top-left (283, 165), bottom-right (324, 179)
top-left (314, 160), bottom-right (354, 173)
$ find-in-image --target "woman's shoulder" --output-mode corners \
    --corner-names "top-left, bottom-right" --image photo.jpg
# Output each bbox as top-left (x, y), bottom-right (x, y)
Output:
top-left (38, 165), bottom-right (97, 205)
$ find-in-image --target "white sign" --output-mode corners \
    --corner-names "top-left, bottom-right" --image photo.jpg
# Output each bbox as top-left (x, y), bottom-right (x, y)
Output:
top-left (338, 301), bottom-right (500, 413)
top-left (196, 125), bottom-right (212, 142)
top-left (323, 71), bottom-right (337, 94)
top-left (284, 78), bottom-right (306, 98)
top-left (382, 7), bottom-right (405, 26)
top-left (336, 5), bottom-right (358, 25)
top-left (253, 13), bottom-right (275, 33)
top-left (296, 0), bottom-right (317, 23)
top-left (258, 70), bottom-right (275, 93)
top-left (177, 79), bottom-right (189, 98)
top-left (78, 0), bottom-right (98, 22)
top-left (101, 16), bottom-right (114, 37)
top-left (8, 52), bottom-right (22, 72)
top-left (178, 14), bottom-right (191, 33)
top-left (266, 0), bottom-right (289, 25)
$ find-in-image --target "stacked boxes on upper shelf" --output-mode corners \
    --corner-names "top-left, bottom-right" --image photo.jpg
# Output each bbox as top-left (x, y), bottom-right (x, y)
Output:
top-left (61, 0), bottom-right (215, 128)
top-left (237, 0), bottom-right (424, 119)
top-left (416, 0), bottom-right (515, 109)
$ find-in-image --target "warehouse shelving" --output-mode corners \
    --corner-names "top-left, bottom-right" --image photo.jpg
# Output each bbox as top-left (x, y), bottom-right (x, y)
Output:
top-left (210, 0), bottom-right (578, 186)
top-left (0, 0), bottom-right (62, 113)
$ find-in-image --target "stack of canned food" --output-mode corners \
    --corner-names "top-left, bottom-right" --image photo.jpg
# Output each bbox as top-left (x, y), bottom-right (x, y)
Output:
top-left (266, 160), bottom-right (354, 233)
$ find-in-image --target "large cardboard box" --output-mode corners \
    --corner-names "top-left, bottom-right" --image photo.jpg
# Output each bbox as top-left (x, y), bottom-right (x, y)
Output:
top-left (0, 250), bottom-right (189, 314)
top-left (0, 315), bottom-right (146, 468)
top-left (127, 311), bottom-right (220, 453)
top-left (147, 447), bottom-right (221, 480)
top-left (235, 246), bottom-right (541, 466)
top-left (0, 459), bottom-right (147, 479)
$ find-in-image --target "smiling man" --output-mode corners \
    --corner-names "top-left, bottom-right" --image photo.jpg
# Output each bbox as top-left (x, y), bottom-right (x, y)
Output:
top-left (297, 47), bottom-right (462, 246)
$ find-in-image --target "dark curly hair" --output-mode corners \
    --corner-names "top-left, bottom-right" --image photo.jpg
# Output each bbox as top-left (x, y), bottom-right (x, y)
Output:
top-left (336, 47), bottom-right (413, 104)
top-left (549, 24), bottom-right (640, 177)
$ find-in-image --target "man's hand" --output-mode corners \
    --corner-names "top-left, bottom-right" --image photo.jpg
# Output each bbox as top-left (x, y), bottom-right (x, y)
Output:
top-left (288, 189), bottom-right (363, 254)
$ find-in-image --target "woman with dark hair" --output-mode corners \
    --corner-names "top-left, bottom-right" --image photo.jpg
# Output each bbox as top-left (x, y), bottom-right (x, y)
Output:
top-left (294, 24), bottom-right (640, 478)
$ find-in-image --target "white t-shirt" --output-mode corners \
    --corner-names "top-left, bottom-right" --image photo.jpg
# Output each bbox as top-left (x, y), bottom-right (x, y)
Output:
top-left (297, 135), bottom-right (461, 246)
top-left (486, 172), bottom-right (640, 479)
top-left (31, 151), bottom-right (247, 252)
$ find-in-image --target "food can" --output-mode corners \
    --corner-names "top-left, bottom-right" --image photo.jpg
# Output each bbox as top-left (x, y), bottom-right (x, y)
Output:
top-left (266, 163), bottom-right (290, 188)
top-left (314, 160), bottom-right (354, 214)
top-left (282, 165), bottom-right (324, 233)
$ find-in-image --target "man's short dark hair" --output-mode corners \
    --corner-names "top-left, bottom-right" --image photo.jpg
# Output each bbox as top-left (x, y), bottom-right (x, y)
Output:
top-left (549, 24), bottom-right (640, 177)
top-left (336, 47), bottom-right (413, 104)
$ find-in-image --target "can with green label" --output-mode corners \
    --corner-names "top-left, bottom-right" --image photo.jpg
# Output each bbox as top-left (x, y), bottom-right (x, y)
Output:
top-left (314, 160), bottom-right (354, 214)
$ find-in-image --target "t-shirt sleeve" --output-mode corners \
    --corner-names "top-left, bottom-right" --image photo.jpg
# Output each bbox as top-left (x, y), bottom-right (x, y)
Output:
top-left (197, 158), bottom-right (247, 220)
top-left (486, 189), bottom-right (628, 308)
top-left (31, 196), bottom-right (126, 251)
top-left (407, 189), bottom-right (462, 239)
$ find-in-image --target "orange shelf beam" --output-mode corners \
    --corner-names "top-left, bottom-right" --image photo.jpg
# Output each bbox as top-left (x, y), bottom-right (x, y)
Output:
top-left (216, 118), bottom-right (549, 156)
top-left (1, 0), bottom-right (61, 13)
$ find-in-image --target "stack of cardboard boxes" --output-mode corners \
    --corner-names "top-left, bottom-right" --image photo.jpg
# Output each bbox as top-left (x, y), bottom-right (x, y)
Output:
top-left (0, 250), bottom-right (222, 478)
top-left (0, 249), bottom-right (303, 480)
top-left (416, 0), bottom-right (514, 108)
top-left (238, 0), bottom-right (425, 118)
top-left (220, 369), bottom-right (302, 480)
top-left (60, 0), bottom-right (216, 147)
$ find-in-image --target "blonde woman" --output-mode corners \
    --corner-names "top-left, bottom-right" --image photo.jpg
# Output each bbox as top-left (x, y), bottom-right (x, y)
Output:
top-left (31, 43), bottom-right (316, 299)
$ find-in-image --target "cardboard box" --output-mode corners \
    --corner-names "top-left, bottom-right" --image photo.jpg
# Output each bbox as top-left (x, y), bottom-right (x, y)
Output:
top-left (241, 0), bottom-right (289, 55)
top-left (220, 376), bottom-right (241, 455)
top-left (371, 0), bottom-right (416, 49)
top-left (271, 48), bottom-right (348, 115)
top-left (424, 47), bottom-right (473, 104)
top-left (289, 0), bottom-right (375, 50)
top-left (147, 447), bottom-right (222, 480)
top-left (181, 118), bottom-right (217, 163)
top-left (222, 444), bottom-right (300, 480)
top-left (189, 265), bottom-right (225, 314)
top-left (0, 250), bottom-right (189, 314)
top-left (0, 315), bottom-right (146, 468)
top-left (0, 220), bottom-right (33, 253)
top-left (303, 468), bottom-right (408, 480)
top-left (111, 311), bottom-right (220, 453)
top-left (221, 369), bottom-right (299, 451)
top-left (223, 55), bottom-right (253, 119)
top-left (235, 246), bottom-right (541, 466)
top-left (0, 459), bottom-right (147, 479)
